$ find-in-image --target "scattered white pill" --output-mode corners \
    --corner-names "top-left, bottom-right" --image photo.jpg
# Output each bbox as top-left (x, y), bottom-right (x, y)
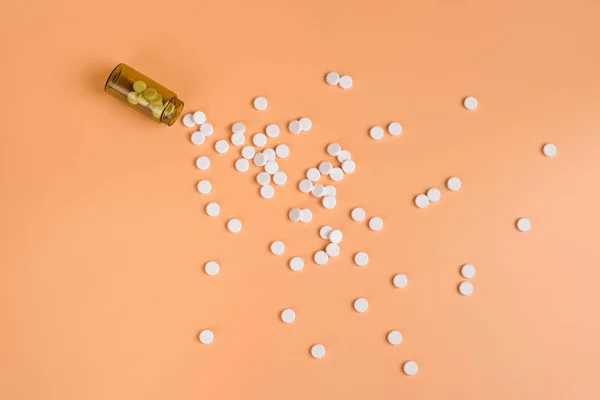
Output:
top-left (306, 168), bottom-right (321, 182)
top-left (387, 330), bottom-right (402, 345)
top-left (192, 111), bottom-right (206, 125)
top-left (265, 123), bottom-right (280, 138)
top-left (311, 344), bottom-right (326, 359)
top-left (342, 160), bottom-right (356, 174)
top-left (260, 184), bottom-right (275, 199)
top-left (299, 179), bottom-right (314, 193)
top-left (289, 257), bottom-right (304, 271)
top-left (227, 218), bottom-right (242, 233)
top-left (426, 188), bottom-right (441, 202)
top-left (322, 195), bottom-right (336, 209)
top-left (253, 133), bottom-right (267, 147)
top-left (191, 131), bottom-right (205, 145)
top-left (369, 217), bottom-right (384, 231)
top-left (369, 126), bottom-right (384, 140)
top-left (458, 281), bottom-right (474, 296)
top-left (257, 171), bottom-right (271, 186)
top-left (288, 208), bottom-right (302, 222)
top-left (183, 113), bottom-right (195, 127)
top-left (301, 208), bottom-right (313, 223)
top-left (205, 202), bottom-right (220, 217)
top-left (354, 252), bottom-right (369, 267)
top-left (299, 117), bottom-right (313, 131)
top-left (330, 168), bottom-right (344, 181)
top-left (232, 122), bottom-right (246, 134)
top-left (516, 217), bottom-right (531, 232)
top-left (263, 148), bottom-right (276, 162)
top-left (319, 226), bottom-right (333, 240)
top-left (393, 274), bottom-right (407, 288)
top-left (199, 329), bottom-right (214, 344)
top-left (214, 140), bottom-right (229, 154)
top-left (314, 251), bottom-right (329, 265)
top-left (403, 361), bottom-right (418, 376)
top-left (318, 161), bottom-right (333, 175)
top-left (231, 132), bottom-right (245, 146)
top-left (196, 156), bottom-right (210, 170)
top-left (270, 241), bottom-right (285, 255)
top-left (288, 120), bottom-right (302, 134)
top-left (387, 122), bottom-right (402, 136)
top-left (415, 194), bottom-right (429, 209)
top-left (337, 150), bottom-right (351, 163)
top-left (351, 207), bottom-right (365, 221)
top-left (324, 185), bottom-right (336, 196)
top-left (312, 184), bottom-right (326, 198)
top-left (339, 75), bottom-right (353, 89)
top-left (197, 180), bottom-right (211, 194)
top-left (325, 71), bottom-right (340, 86)
top-left (353, 298), bottom-right (368, 312)
top-left (253, 96), bottom-right (268, 110)
top-left (447, 177), bottom-right (462, 191)
top-left (463, 96), bottom-right (478, 111)
top-left (265, 161), bottom-right (279, 175)
top-left (543, 143), bottom-right (557, 157)
top-left (326, 143), bottom-right (341, 156)
top-left (254, 152), bottom-right (267, 167)
top-left (200, 122), bottom-right (214, 136)
top-left (326, 243), bottom-right (341, 257)
top-left (273, 171), bottom-right (287, 186)
top-left (235, 158), bottom-right (249, 172)
top-left (204, 261), bottom-right (219, 276)
top-left (329, 229), bottom-right (343, 244)
top-left (461, 264), bottom-right (476, 279)
top-left (280, 308), bottom-right (296, 323)
top-left (275, 144), bottom-right (290, 158)
top-left (241, 146), bottom-right (256, 160)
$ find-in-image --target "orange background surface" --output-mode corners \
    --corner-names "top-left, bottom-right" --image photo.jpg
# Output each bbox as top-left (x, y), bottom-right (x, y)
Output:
top-left (2, 0), bottom-right (600, 399)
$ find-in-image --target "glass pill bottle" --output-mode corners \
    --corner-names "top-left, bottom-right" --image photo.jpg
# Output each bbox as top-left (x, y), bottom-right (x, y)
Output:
top-left (104, 63), bottom-right (184, 126)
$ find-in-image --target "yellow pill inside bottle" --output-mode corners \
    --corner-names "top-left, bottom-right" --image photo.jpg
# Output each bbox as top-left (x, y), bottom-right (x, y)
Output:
top-left (127, 91), bottom-right (139, 105)
top-left (133, 80), bottom-right (147, 93)
top-left (137, 93), bottom-right (150, 107)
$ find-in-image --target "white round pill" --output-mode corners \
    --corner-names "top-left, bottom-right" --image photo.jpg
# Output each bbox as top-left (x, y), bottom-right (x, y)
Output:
top-left (196, 156), bottom-right (210, 170)
top-left (319, 226), bottom-right (333, 240)
top-left (403, 361), bottom-right (418, 376)
top-left (281, 308), bottom-right (295, 323)
top-left (260, 184), bottom-right (275, 199)
top-left (265, 161), bottom-right (279, 175)
top-left (369, 217), bottom-right (384, 231)
top-left (387, 122), bottom-right (402, 136)
top-left (415, 194), bottom-right (429, 209)
top-left (354, 252), bottom-right (369, 267)
top-left (306, 168), bottom-right (321, 182)
top-left (299, 179), bottom-right (314, 193)
top-left (312, 184), bottom-right (326, 198)
top-left (337, 150), bottom-right (351, 163)
top-left (326, 243), bottom-right (340, 257)
top-left (192, 111), bottom-right (206, 125)
top-left (235, 158), bottom-right (249, 172)
top-left (461, 264), bottom-right (476, 278)
top-left (319, 161), bottom-right (333, 175)
top-left (199, 329), bottom-right (214, 344)
top-left (329, 229), bottom-right (343, 244)
top-left (314, 251), bottom-right (329, 265)
top-left (447, 177), bottom-right (462, 191)
top-left (387, 330), bottom-right (402, 345)
top-left (288, 120), bottom-right (302, 134)
top-left (299, 117), bottom-right (312, 131)
top-left (227, 218), bottom-right (242, 233)
top-left (311, 344), bottom-right (326, 359)
top-left (326, 71), bottom-right (340, 86)
top-left (204, 261), bottom-right (219, 276)
top-left (458, 281), bottom-right (474, 296)
top-left (543, 143), bottom-right (557, 157)
top-left (253, 96), bottom-right (268, 110)
top-left (183, 113), bottom-right (195, 127)
top-left (353, 298), bottom-right (368, 312)
top-left (253, 133), bottom-right (267, 147)
top-left (301, 208), bottom-right (313, 223)
top-left (257, 171), bottom-right (271, 186)
top-left (215, 140), bottom-right (229, 154)
top-left (289, 208), bottom-right (302, 222)
top-left (265, 123), bottom-right (280, 138)
top-left (205, 202), bottom-right (220, 217)
top-left (369, 126), bottom-right (384, 140)
top-left (254, 153), bottom-right (267, 167)
top-left (426, 188), bottom-right (441, 202)
top-left (327, 143), bottom-right (341, 156)
top-left (516, 217), bottom-right (531, 232)
top-left (393, 274), bottom-right (407, 288)
top-left (191, 131), bottom-right (205, 145)
top-left (275, 144), bottom-right (290, 158)
top-left (200, 123), bottom-right (214, 136)
top-left (232, 122), bottom-right (246, 134)
top-left (241, 146), bottom-right (256, 160)
top-left (273, 171), bottom-right (287, 186)
top-left (351, 207), bottom-right (365, 221)
top-left (231, 133), bottom-right (245, 146)
top-left (342, 160), bottom-right (356, 174)
top-left (464, 96), bottom-right (478, 110)
top-left (339, 75), bottom-right (353, 89)
top-left (270, 240), bottom-right (285, 255)
top-left (324, 185), bottom-right (336, 196)
top-left (289, 257), bottom-right (304, 271)
top-left (197, 180), bottom-right (211, 194)
top-left (263, 148), bottom-right (276, 162)
top-left (330, 168), bottom-right (344, 181)
top-left (322, 195), bottom-right (336, 210)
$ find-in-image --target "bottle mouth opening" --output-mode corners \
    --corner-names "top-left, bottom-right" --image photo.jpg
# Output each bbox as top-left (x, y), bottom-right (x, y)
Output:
top-left (164, 98), bottom-right (184, 126)
top-left (104, 63), bottom-right (123, 92)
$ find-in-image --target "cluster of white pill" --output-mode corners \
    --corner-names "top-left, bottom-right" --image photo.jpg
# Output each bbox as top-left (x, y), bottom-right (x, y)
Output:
top-left (288, 207), bottom-right (313, 223)
top-left (313, 225), bottom-right (343, 265)
top-left (414, 180), bottom-right (458, 209)
top-left (458, 263), bottom-right (476, 296)
top-left (325, 71), bottom-right (353, 89)
top-left (288, 117), bottom-right (312, 134)
top-left (369, 122), bottom-right (402, 140)
top-left (185, 111), bottom-right (215, 146)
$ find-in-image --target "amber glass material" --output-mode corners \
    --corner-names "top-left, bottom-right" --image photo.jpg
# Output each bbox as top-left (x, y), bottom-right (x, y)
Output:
top-left (104, 63), bottom-right (184, 126)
